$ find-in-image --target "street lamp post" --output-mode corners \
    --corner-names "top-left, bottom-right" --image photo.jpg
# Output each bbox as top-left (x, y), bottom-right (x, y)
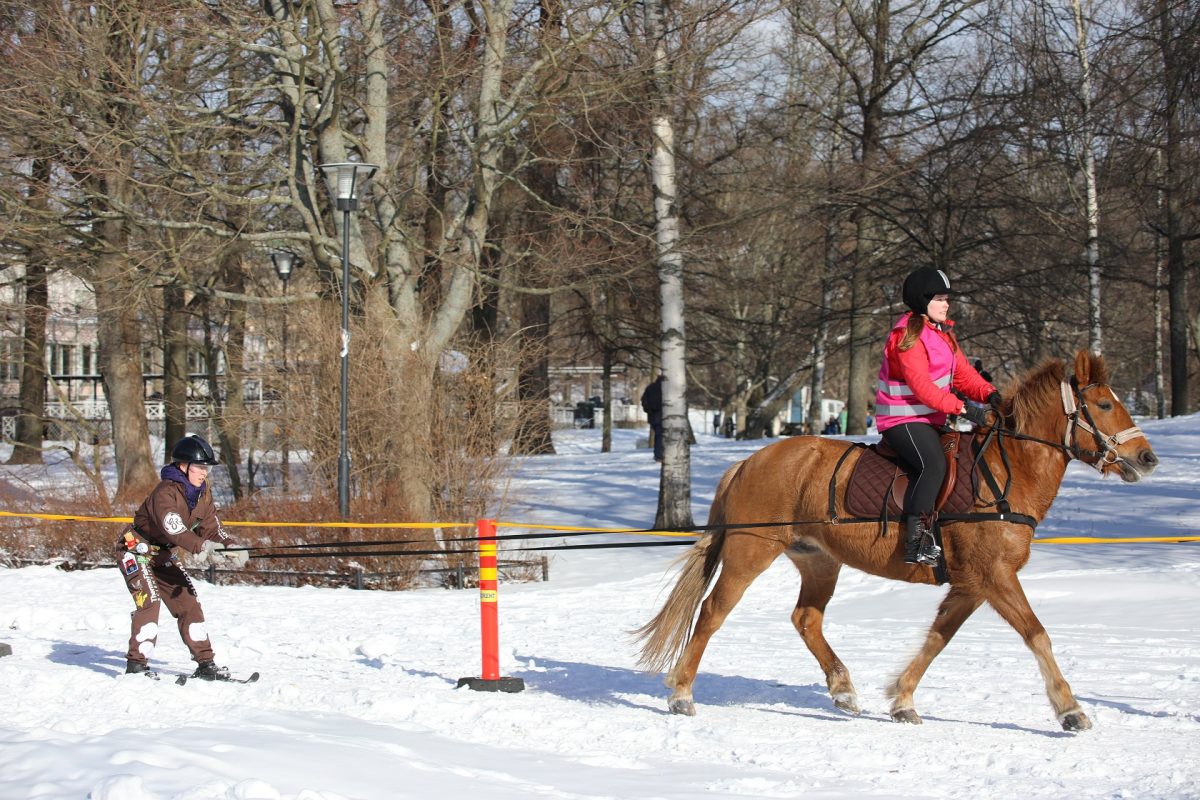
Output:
top-left (270, 250), bottom-right (301, 493)
top-left (317, 162), bottom-right (378, 518)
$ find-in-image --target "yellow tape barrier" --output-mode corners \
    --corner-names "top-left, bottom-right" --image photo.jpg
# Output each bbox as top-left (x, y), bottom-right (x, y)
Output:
top-left (0, 510), bottom-right (1197, 544)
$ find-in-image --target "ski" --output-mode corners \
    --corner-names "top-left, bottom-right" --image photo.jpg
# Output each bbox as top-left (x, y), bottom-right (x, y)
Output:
top-left (175, 671), bottom-right (260, 686)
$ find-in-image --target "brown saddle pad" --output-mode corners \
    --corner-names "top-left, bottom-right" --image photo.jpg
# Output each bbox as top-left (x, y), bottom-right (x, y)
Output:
top-left (844, 431), bottom-right (978, 519)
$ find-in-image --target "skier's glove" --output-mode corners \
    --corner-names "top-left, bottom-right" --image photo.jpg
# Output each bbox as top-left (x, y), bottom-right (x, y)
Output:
top-left (200, 539), bottom-right (249, 569)
top-left (986, 391), bottom-right (1004, 413)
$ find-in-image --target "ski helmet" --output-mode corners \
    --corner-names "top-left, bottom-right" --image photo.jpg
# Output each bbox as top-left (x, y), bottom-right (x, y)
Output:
top-left (901, 268), bottom-right (951, 315)
top-left (170, 433), bottom-right (219, 465)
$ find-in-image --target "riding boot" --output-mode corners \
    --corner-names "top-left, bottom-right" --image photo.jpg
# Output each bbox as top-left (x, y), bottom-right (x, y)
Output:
top-left (903, 515), bottom-right (942, 566)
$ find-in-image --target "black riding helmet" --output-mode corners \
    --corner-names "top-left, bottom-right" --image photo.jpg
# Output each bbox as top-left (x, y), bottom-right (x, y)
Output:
top-left (170, 433), bottom-right (219, 465)
top-left (901, 267), bottom-right (951, 316)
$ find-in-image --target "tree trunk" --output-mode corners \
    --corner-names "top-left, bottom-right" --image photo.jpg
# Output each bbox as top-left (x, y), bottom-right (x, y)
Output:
top-left (162, 280), bottom-right (189, 462)
top-left (1159, 0), bottom-right (1190, 415)
top-left (95, 244), bottom-right (156, 500)
top-left (646, 0), bottom-right (693, 530)
top-left (8, 160), bottom-right (49, 465)
top-left (207, 248), bottom-right (248, 500)
top-left (744, 363), bottom-right (811, 439)
top-left (511, 288), bottom-right (556, 455)
top-left (1154, 152), bottom-right (1166, 419)
top-left (844, 4), bottom-right (890, 438)
top-left (1071, 0), bottom-right (1102, 355)
top-left (601, 346), bottom-right (614, 454)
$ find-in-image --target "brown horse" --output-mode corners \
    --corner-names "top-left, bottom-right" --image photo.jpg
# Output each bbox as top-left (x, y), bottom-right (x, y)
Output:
top-left (636, 351), bottom-right (1158, 731)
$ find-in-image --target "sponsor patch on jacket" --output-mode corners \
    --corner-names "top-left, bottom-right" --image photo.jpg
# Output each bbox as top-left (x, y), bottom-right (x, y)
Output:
top-left (162, 511), bottom-right (186, 535)
top-left (121, 553), bottom-right (139, 576)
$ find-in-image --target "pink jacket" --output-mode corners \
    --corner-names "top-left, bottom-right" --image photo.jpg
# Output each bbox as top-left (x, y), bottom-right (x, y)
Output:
top-left (875, 313), bottom-right (995, 433)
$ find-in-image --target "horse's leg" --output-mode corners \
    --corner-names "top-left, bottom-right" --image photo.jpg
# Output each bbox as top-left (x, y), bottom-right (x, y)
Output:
top-left (887, 584), bottom-right (982, 724)
top-left (788, 551), bottom-right (860, 714)
top-left (665, 533), bottom-right (784, 716)
top-left (983, 569), bottom-right (1092, 731)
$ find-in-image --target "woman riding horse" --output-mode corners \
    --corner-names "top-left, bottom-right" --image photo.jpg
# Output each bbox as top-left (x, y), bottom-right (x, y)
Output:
top-left (877, 267), bottom-right (1000, 566)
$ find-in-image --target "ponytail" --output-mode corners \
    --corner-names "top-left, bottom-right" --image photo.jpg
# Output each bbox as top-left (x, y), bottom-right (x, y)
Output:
top-left (897, 314), bottom-right (925, 351)
top-left (898, 314), bottom-right (959, 353)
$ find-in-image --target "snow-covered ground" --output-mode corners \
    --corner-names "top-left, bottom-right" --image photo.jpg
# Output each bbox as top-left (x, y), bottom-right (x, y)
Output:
top-left (1, 412), bottom-right (1198, 800)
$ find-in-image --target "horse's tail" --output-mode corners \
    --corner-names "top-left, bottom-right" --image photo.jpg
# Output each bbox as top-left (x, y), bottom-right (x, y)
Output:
top-left (633, 460), bottom-right (744, 673)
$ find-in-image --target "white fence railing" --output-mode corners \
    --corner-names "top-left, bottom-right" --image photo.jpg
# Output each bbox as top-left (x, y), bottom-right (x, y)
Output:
top-left (550, 403), bottom-right (646, 427)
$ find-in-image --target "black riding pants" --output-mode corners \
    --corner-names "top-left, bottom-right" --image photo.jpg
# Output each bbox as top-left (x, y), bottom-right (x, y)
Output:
top-left (881, 422), bottom-right (946, 519)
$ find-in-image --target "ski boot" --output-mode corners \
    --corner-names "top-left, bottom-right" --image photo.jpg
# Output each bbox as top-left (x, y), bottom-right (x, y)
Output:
top-left (125, 660), bottom-right (160, 680)
top-left (191, 660), bottom-right (231, 681)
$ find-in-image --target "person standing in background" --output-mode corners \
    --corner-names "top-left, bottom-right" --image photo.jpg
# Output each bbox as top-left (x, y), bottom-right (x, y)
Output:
top-left (640, 376), bottom-right (665, 461)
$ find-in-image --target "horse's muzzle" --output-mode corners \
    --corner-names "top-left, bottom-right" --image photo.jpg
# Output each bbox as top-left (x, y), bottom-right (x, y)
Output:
top-left (1118, 448), bottom-right (1159, 482)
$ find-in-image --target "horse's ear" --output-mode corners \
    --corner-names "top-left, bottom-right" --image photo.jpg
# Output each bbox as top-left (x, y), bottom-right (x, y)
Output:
top-left (1074, 350), bottom-right (1108, 385)
top-left (1073, 351), bottom-right (1090, 384)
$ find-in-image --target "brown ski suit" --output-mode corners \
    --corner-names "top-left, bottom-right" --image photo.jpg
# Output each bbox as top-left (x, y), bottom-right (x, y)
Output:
top-left (116, 468), bottom-right (236, 667)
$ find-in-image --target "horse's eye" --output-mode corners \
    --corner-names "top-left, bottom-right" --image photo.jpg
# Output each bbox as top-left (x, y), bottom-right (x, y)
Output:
top-left (1098, 401), bottom-right (1113, 411)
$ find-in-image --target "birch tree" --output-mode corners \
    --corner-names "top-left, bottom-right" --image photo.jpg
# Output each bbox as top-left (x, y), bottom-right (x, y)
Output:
top-left (645, 0), bottom-right (692, 529)
top-left (1069, 0), bottom-right (1103, 354)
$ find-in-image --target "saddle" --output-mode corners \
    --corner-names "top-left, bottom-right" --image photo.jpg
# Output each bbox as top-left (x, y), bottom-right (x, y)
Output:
top-left (843, 431), bottom-right (978, 520)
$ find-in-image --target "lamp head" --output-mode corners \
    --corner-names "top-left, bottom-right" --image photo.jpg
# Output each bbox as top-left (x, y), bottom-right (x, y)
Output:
top-left (270, 250), bottom-right (300, 282)
top-left (318, 162), bottom-right (379, 211)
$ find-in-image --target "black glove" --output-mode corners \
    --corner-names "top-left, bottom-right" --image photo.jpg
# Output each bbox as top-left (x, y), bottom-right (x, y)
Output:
top-left (986, 391), bottom-right (1003, 412)
top-left (961, 403), bottom-right (989, 427)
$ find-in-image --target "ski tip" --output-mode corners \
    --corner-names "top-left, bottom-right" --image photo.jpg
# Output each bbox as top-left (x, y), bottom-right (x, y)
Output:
top-left (175, 675), bottom-right (188, 686)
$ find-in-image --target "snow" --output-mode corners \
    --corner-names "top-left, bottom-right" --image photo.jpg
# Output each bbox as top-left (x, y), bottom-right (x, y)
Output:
top-left (2, 413), bottom-right (1199, 799)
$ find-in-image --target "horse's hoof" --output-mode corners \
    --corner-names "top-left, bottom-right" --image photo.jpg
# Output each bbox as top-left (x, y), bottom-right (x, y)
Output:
top-left (1060, 710), bottom-right (1092, 731)
top-left (832, 692), bottom-right (861, 715)
top-left (668, 698), bottom-right (696, 716)
top-left (891, 707), bottom-right (923, 725)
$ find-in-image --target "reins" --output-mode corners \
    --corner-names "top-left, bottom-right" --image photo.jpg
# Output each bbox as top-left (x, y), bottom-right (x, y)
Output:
top-left (976, 377), bottom-right (1146, 475)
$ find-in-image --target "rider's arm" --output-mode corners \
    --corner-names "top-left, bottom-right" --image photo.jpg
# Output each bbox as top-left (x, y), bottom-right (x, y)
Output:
top-left (951, 350), bottom-right (997, 404)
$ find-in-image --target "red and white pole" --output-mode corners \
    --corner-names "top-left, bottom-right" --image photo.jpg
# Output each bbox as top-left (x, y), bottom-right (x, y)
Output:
top-left (457, 519), bottom-right (525, 693)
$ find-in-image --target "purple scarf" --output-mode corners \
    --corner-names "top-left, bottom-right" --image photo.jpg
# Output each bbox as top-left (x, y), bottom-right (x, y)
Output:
top-left (161, 464), bottom-right (204, 510)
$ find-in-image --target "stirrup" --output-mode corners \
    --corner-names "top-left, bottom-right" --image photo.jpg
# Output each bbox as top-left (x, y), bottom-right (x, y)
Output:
top-left (913, 540), bottom-right (942, 566)
top-left (903, 527), bottom-right (941, 566)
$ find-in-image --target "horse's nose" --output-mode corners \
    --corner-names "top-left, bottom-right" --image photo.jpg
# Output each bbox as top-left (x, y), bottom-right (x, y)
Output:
top-left (1138, 449), bottom-right (1158, 470)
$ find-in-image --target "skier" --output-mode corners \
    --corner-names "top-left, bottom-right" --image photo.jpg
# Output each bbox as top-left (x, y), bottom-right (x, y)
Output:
top-left (116, 433), bottom-right (248, 680)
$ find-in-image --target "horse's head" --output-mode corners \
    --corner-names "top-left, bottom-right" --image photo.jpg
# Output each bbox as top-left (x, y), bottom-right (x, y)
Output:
top-left (1065, 351), bottom-right (1158, 482)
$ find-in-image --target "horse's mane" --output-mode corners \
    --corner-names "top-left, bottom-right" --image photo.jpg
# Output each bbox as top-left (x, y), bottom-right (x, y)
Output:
top-left (1009, 358), bottom-right (1066, 433)
top-left (1007, 351), bottom-right (1108, 433)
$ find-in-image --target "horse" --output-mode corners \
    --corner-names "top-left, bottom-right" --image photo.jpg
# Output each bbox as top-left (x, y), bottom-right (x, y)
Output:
top-left (635, 351), bottom-right (1158, 731)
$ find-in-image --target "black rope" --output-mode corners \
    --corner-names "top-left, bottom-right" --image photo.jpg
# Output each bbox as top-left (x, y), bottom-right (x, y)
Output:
top-left (230, 519), bottom-right (836, 553)
top-left (249, 539), bottom-right (698, 559)
top-left (234, 528), bottom-right (620, 553)
top-left (513, 540), bottom-right (696, 552)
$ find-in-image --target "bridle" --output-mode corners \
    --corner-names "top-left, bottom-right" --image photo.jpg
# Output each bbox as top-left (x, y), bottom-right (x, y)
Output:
top-left (971, 375), bottom-right (1145, 509)
top-left (1057, 377), bottom-right (1146, 472)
